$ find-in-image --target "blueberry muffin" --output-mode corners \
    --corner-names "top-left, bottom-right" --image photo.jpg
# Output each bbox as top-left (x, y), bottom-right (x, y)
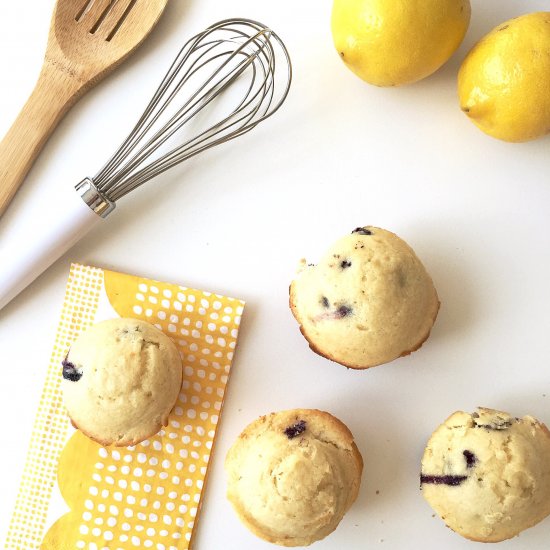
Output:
top-left (290, 226), bottom-right (439, 369)
top-left (421, 407), bottom-right (550, 542)
top-left (62, 318), bottom-right (182, 447)
top-left (225, 409), bottom-right (363, 546)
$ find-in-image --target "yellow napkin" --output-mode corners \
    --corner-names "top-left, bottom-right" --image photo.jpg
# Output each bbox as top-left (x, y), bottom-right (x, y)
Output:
top-left (4, 264), bottom-right (244, 550)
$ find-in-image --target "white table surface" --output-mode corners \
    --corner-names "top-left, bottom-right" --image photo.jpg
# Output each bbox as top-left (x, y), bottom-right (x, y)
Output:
top-left (1, 1), bottom-right (550, 548)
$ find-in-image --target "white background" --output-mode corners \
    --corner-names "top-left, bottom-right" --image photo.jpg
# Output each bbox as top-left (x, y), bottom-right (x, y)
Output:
top-left (1, 1), bottom-right (550, 549)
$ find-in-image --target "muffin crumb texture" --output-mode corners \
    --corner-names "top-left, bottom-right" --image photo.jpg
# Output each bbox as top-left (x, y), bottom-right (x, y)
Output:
top-left (421, 407), bottom-right (550, 542)
top-left (225, 409), bottom-right (363, 546)
top-left (62, 318), bottom-right (183, 447)
top-left (290, 226), bottom-right (439, 369)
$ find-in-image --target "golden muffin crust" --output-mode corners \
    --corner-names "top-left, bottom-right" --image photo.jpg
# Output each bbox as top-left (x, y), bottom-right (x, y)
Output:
top-left (421, 407), bottom-right (550, 542)
top-left (225, 409), bottom-right (363, 546)
top-left (62, 318), bottom-right (182, 446)
top-left (290, 226), bottom-right (439, 369)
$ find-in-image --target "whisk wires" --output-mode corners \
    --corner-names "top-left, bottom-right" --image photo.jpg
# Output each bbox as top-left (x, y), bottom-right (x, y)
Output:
top-left (93, 19), bottom-right (292, 203)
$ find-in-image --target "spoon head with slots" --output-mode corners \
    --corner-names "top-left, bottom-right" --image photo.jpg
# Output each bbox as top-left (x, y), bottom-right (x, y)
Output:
top-left (48, 0), bottom-right (169, 86)
top-left (0, 0), bottom-right (169, 218)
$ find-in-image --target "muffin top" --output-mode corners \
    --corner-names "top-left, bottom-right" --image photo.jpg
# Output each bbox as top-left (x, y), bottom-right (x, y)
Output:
top-left (290, 226), bottom-right (439, 369)
top-left (225, 409), bottom-right (363, 547)
top-left (421, 407), bottom-right (550, 542)
top-left (62, 318), bottom-right (182, 447)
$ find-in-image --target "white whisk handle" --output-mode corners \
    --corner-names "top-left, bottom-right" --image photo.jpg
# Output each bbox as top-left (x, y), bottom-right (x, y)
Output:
top-left (0, 183), bottom-right (103, 311)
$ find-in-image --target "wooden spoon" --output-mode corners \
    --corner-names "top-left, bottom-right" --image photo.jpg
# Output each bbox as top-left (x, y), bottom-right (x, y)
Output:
top-left (0, 0), bottom-right (169, 217)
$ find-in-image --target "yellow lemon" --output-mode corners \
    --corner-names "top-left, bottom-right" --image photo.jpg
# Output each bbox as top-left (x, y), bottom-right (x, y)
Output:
top-left (458, 12), bottom-right (550, 142)
top-left (331, 0), bottom-right (471, 87)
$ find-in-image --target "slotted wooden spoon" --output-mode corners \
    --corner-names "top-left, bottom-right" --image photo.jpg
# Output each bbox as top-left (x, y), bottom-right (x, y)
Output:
top-left (0, 0), bottom-right (169, 217)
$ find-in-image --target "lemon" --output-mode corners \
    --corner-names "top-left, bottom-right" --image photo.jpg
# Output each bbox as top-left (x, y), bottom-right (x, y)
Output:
top-left (331, 0), bottom-right (471, 87)
top-left (458, 12), bottom-right (550, 142)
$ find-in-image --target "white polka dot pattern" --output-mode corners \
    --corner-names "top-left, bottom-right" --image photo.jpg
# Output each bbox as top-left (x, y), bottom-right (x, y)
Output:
top-left (6, 264), bottom-right (244, 550)
top-left (5, 264), bottom-right (103, 550)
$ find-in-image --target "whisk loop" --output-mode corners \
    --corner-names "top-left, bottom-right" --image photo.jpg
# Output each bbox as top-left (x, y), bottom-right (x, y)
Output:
top-left (87, 18), bottom-right (292, 209)
top-left (0, 18), bottom-right (291, 311)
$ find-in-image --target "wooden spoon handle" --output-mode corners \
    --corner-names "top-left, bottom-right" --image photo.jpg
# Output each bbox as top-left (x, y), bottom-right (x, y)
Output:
top-left (0, 61), bottom-right (83, 217)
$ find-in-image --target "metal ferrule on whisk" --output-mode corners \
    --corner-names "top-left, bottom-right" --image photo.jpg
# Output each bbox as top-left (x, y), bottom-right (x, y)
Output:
top-left (75, 177), bottom-right (116, 218)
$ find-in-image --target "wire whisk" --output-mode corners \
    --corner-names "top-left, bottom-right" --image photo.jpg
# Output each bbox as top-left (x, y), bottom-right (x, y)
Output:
top-left (0, 18), bottom-right (292, 310)
top-left (89, 17), bottom-right (292, 209)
